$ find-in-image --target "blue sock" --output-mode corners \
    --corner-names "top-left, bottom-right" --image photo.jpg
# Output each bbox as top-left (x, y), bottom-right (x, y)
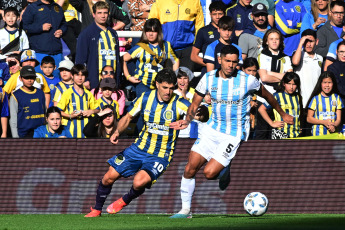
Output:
top-left (94, 181), bottom-right (112, 211)
top-left (122, 186), bottom-right (145, 204)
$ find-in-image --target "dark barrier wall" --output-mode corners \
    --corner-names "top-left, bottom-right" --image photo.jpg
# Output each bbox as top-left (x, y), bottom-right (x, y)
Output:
top-left (0, 139), bottom-right (345, 214)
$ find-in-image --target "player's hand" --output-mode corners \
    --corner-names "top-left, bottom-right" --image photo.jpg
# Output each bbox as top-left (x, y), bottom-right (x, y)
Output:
top-left (110, 130), bottom-right (120, 145)
top-left (324, 119), bottom-right (335, 128)
top-left (327, 124), bottom-right (336, 133)
top-left (128, 76), bottom-right (141, 84)
top-left (282, 113), bottom-right (294, 125)
top-left (54, 29), bottom-right (63, 38)
top-left (42, 23), bottom-right (52, 31)
top-left (169, 120), bottom-right (189, 130)
top-left (271, 121), bottom-right (284, 129)
top-left (82, 110), bottom-right (94, 117)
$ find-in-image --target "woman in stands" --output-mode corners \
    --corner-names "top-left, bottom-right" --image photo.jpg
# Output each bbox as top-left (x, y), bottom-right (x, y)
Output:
top-left (300, 0), bottom-right (329, 34)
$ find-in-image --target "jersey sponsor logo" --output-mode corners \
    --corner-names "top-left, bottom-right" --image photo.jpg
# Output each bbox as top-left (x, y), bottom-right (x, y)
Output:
top-left (100, 49), bottom-right (116, 60)
top-left (114, 154), bottom-right (125, 165)
top-left (26, 114), bottom-right (44, 119)
top-left (146, 122), bottom-right (169, 136)
top-left (211, 98), bottom-right (244, 105)
top-left (30, 98), bottom-right (39, 103)
top-left (294, 5), bottom-right (301, 13)
top-left (163, 110), bottom-right (173, 121)
top-left (24, 106), bottom-right (29, 113)
top-left (185, 8), bottom-right (191, 14)
top-left (211, 87), bottom-right (218, 91)
top-left (166, 9), bottom-right (171, 15)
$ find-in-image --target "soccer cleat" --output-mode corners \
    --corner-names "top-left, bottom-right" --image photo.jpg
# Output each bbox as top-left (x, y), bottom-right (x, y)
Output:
top-left (84, 207), bottom-right (101, 217)
top-left (218, 164), bottom-right (231, 191)
top-left (106, 197), bottom-right (127, 214)
top-left (169, 209), bottom-right (192, 218)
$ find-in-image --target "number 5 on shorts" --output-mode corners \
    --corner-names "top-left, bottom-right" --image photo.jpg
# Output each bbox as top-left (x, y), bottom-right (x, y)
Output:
top-left (226, 143), bottom-right (234, 153)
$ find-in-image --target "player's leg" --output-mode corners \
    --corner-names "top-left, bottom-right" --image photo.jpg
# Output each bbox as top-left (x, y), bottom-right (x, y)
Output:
top-left (85, 166), bottom-right (121, 217)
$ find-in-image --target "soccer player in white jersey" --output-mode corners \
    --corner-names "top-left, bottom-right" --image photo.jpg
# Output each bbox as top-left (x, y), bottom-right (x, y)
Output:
top-left (169, 45), bottom-right (294, 218)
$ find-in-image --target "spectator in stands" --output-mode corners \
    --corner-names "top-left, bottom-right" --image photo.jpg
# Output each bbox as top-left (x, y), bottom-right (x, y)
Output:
top-left (258, 72), bottom-right (302, 139)
top-left (250, 0), bottom-right (275, 27)
top-left (300, 0), bottom-right (329, 35)
top-left (70, 0), bottom-right (130, 31)
top-left (0, 0), bottom-right (25, 15)
top-left (9, 66), bottom-right (46, 138)
top-left (56, 0), bottom-right (82, 62)
top-left (275, 0), bottom-right (306, 56)
top-left (0, 61), bottom-right (10, 86)
top-left (40, 56), bottom-right (60, 107)
top-left (315, 0), bottom-right (345, 57)
top-left (91, 65), bottom-right (125, 116)
top-left (149, 0), bottom-right (204, 71)
top-left (76, 1), bottom-right (121, 90)
top-left (83, 104), bottom-right (117, 138)
top-left (174, 67), bottom-right (195, 103)
top-left (6, 53), bottom-right (21, 77)
top-left (95, 78), bottom-right (120, 119)
top-left (256, 29), bottom-right (293, 139)
top-left (123, 18), bottom-right (179, 97)
top-left (3, 50), bottom-right (51, 108)
top-left (307, 71), bottom-right (343, 136)
top-left (127, 0), bottom-right (155, 31)
top-left (0, 85), bottom-right (9, 138)
top-left (226, 0), bottom-right (253, 44)
top-left (191, 1), bottom-right (226, 83)
top-left (238, 2), bottom-right (271, 60)
top-left (324, 37), bottom-right (344, 71)
top-left (33, 106), bottom-right (72, 138)
top-left (57, 64), bottom-right (98, 138)
top-left (22, 0), bottom-right (67, 78)
top-left (0, 7), bottom-right (29, 60)
top-left (204, 16), bottom-right (242, 72)
top-left (53, 58), bottom-right (74, 106)
top-left (327, 40), bottom-right (345, 125)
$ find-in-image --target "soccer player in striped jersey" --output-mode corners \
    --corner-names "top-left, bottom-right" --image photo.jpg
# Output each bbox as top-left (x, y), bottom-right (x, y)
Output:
top-left (57, 64), bottom-right (98, 138)
top-left (170, 45), bottom-right (294, 218)
top-left (307, 72), bottom-right (343, 136)
top-left (84, 69), bottom-right (190, 217)
top-left (53, 59), bottom-right (74, 106)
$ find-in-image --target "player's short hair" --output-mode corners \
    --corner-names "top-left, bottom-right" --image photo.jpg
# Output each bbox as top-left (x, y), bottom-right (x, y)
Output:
top-left (41, 56), bottom-right (55, 67)
top-left (155, 68), bottom-right (177, 85)
top-left (209, 1), bottom-right (226, 13)
top-left (4, 7), bottom-right (19, 17)
top-left (337, 40), bottom-right (345, 50)
top-left (71, 64), bottom-right (88, 78)
top-left (218, 16), bottom-right (235, 31)
top-left (220, 45), bottom-right (239, 57)
top-left (330, 0), bottom-right (344, 11)
top-left (46, 106), bottom-right (62, 118)
top-left (301, 29), bottom-right (317, 39)
top-left (92, 1), bottom-right (110, 14)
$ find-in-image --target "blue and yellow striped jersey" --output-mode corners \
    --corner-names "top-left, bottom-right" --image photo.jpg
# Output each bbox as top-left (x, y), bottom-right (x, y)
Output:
top-left (128, 90), bottom-right (190, 162)
top-left (96, 97), bottom-right (120, 119)
top-left (308, 93), bottom-right (344, 136)
top-left (128, 41), bottom-right (178, 89)
top-left (98, 30), bottom-right (117, 79)
top-left (53, 82), bottom-right (73, 104)
top-left (57, 86), bottom-right (97, 138)
top-left (266, 92), bottom-right (301, 138)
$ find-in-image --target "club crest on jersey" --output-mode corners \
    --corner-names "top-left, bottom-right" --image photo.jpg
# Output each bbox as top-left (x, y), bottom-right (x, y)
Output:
top-left (112, 37), bottom-right (117, 44)
top-left (185, 8), bottom-right (191, 14)
top-left (38, 8), bottom-right (44, 11)
top-left (54, 6), bottom-right (60, 13)
top-left (249, 12), bottom-right (253, 20)
top-left (115, 154), bottom-right (125, 165)
top-left (163, 110), bottom-right (173, 121)
top-left (35, 77), bottom-right (41, 83)
top-left (49, 84), bottom-right (55, 90)
top-left (318, 61), bottom-right (322, 68)
top-left (294, 5), bottom-right (301, 13)
top-left (166, 9), bottom-right (171, 15)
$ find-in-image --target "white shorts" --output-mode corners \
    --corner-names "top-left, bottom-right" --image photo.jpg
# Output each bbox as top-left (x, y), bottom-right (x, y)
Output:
top-left (191, 125), bottom-right (242, 167)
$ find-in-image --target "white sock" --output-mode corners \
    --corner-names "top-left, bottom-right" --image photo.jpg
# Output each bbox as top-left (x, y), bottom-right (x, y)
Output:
top-left (180, 176), bottom-right (195, 213)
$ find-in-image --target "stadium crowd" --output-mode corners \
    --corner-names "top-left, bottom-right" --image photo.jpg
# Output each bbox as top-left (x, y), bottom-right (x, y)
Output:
top-left (0, 0), bottom-right (345, 139)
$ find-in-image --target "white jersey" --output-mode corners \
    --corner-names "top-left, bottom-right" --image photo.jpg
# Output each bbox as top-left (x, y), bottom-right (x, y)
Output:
top-left (0, 28), bottom-right (29, 59)
top-left (195, 69), bottom-right (260, 140)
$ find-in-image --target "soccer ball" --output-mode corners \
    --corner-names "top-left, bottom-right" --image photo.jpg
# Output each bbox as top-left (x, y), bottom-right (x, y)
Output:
top-left (243, 192), bottom-right (269, 216)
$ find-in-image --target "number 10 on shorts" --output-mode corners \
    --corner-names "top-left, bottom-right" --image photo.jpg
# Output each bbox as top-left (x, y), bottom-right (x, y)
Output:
top-left (153, 162), bottom-right (164, 172)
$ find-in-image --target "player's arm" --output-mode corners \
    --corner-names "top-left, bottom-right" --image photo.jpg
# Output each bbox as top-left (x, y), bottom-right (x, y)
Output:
top-left (170, 93), bottom-right (204, 130)
top-left (257, 84), bottom-right (293, 125)
top-left (110, 113), bottom-right (134, 144)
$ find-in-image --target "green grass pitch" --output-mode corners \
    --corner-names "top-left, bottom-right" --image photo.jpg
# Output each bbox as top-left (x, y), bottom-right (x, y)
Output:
top-left (1, 214), bottom-right (344, 230)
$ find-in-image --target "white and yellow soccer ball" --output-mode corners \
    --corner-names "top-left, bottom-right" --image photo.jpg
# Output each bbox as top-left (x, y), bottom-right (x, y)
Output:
top-left (243, 192), bottom-right (269, 216)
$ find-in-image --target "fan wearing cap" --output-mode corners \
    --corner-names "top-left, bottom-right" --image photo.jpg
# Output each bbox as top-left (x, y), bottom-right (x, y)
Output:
top-left (173, 67), bottom-right (195, 103)
top-left (238, 3), bottom-right (271, 60)
top-left (95, 78), bottom-right (120, 119)
top-left (53, 58), bottom-right (74, 106)
top-left (3, 49), bottom-right (51, 109)
top-left (9, 66), bottom-right (46, 138)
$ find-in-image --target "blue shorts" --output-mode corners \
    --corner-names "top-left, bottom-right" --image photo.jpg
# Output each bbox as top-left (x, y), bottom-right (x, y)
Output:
top-left (107, 144), bottom-right (170, 185)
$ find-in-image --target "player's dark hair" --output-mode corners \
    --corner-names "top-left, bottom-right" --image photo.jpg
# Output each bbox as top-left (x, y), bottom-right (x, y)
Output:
top-left (4, 7), bottom-right (20, 17)
top-left (71, 64), bottom-right (88, 78)
top-left (209, 1), bottom-right (226, 13)
top-left (46, 106), bottom-right (62, 118)
top-left (98, 104), bottom-right (117, 138)
top-left (218, 16), bottom-right (235, 31)
top-left (306, 71), bottom-right (340, 108)
top-left (336, 40), bottom-right (345, 51)
top-left (140, 18), bottom-right (164, 50)
top-left (262, 28), bottom-right (285, 52)
top-left (277, 72), bottom-right (301, 95)
top-left (196, 105), bottom-right (209, 122)
top-left (301, 29), bottom-right (317, 39)
top-left (242, 57), bottom-right (259, 79)
top-left (7, 53), bottom-right (20, 62)
top-left (41, 56), bottom-right (55, 67)
top-left (155, 68), bottom-right (177, 85)
top-left (220, 45), bottom-right (239, 57)
top-left (330, 0), bottom-right (344, 11)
